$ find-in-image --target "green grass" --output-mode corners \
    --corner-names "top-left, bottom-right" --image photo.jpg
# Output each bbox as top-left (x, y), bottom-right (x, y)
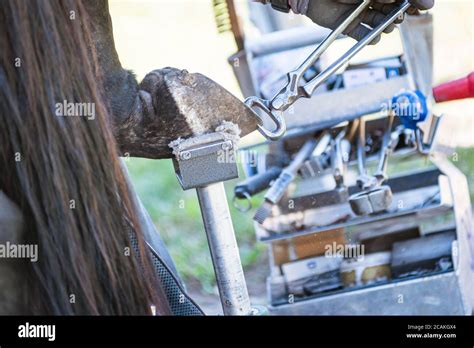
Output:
top-left (125, 158), bottom-right (265, 293)
top-left (453, 147), bottom-right (474, 201)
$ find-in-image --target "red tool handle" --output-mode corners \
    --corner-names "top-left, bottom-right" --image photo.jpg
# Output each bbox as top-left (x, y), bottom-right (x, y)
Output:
top-left (433, 72), bottom-right (474, 103)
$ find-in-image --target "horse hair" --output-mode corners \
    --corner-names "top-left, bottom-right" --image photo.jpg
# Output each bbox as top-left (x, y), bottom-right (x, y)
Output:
top-left (0, 0), bottom-right (171, 315)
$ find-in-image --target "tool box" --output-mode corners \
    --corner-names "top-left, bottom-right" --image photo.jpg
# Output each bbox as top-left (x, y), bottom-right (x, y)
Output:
top-left (231, 11), bottom-right (474, 315)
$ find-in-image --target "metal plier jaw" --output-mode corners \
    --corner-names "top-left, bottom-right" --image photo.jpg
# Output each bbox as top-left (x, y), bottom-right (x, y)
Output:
top-left (245, 96), bottom-right (287, 141)
top-left (246, 0), bottom-right (411, 141)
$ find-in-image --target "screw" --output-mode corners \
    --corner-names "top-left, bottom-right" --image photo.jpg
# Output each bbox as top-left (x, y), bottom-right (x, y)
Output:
top-left (221, 141), bottom-right (233, 151)
top-left (180, 151), bottom-right (191, 160)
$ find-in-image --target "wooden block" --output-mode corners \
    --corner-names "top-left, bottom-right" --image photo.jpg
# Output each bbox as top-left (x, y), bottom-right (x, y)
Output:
top-left (271, 228), bottom-right (346, 266)
top-left (360, 227), bottom-right (420, 253)
top-left (272, 240), bottom-right (290, 266)
top-left (293, 228), bottom-right (346, 259)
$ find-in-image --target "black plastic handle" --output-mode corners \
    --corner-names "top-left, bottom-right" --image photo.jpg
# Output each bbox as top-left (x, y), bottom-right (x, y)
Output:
top-left (234, 166), bottom-right (283, 199)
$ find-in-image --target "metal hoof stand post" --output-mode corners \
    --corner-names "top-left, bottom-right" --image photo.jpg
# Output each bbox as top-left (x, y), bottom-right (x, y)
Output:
top-left (170, 131), bottom-right (254, 316)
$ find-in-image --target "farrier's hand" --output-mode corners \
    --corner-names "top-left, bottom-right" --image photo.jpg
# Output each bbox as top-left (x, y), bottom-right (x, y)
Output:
top-left (371, 1), bottom-right (435, 15)
top-left (301, 0), bottom-right (434, 44)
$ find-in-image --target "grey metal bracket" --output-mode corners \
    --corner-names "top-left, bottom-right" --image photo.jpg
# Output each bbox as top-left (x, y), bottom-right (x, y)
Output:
top-left (170, 131), bottom-right (255, 315)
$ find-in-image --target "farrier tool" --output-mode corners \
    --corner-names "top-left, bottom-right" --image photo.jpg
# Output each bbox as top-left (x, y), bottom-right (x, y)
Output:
top-left (348, 115), bottom-right (402, 215)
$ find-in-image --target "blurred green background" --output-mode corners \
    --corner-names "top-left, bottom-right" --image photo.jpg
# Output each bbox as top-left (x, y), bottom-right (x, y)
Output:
top-left (109, 0), bottom-right (474, 306)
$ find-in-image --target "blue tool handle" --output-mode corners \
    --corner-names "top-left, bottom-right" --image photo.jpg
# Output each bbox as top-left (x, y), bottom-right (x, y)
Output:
top-left (391, 90), bottom-right (428, 130)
